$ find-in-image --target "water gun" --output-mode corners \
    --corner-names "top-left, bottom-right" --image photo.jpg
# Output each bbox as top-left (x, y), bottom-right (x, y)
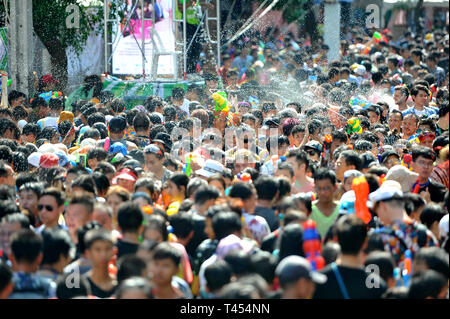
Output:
top-left (183, 153), bottom-right (194, 177)
top-left (401, 153), bottom-right (413, 171)
top-left (322, 134), bottom-right (332, 166)
top-left (236, 172), bottom-right (252, 182)
top-left (212, 91), bottom-right (231, 118)
top-left (349, 96), bottom-right (369, 109)
top-left (302, 220), bottom-right (325, 271)
top-left (402, 249), bottom-right (412, 286)
top-left (372, 31), bottom-right (387, 44)
top-left (346, 117), bottom-right (363, 135)
top-left (352, 176), bottom-right (372, 224)
top-left (39, 91), bottom-right (63, 103)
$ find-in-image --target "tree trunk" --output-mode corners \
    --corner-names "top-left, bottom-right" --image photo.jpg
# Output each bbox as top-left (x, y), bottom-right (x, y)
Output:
top-left (414, 0), bottom-right (424, 35)
top-left (33, 22), bottom-right (68, 92)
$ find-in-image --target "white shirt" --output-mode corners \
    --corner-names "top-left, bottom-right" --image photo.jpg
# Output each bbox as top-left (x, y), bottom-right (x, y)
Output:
top-left (180, 98), bottom-right (191, 116)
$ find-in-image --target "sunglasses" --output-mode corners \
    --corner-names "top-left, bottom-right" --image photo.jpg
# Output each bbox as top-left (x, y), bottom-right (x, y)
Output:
top-left (37, 204), bottom-right (54, 212)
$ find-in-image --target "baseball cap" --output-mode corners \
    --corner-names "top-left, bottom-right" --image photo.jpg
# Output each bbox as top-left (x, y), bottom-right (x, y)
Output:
top-left (108, 116), bottom-right (127, 133)
top-left (355, 65), bottom-right (366, 76)
top-left (344, 170), bottom-right (363, 180)
top-left (369, 180), bottom-right (403, 203)
top-left (128, 149), bottom-right (145, 165)
top-left (152, 132), bottom-right (173, 152)
top-left (57, 111), bottom-right (74, 124)
top-left (112, 168), bottom-right (138, 185)
top-left (195, 159), bottom-right (224, 178)
top-left (380, 150), bottom-right (400, 164)
top-left (304, 140), bottom-right (323, 153)
top-left (360, 153), bottom-right (378, 169)
top-left (275, 255), bottom-right (327, 286)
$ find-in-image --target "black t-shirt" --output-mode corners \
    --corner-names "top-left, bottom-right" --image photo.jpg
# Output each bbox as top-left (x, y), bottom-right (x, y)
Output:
top-left (185, 213), bottom-right (208, 260)
top-left (313, 264), bottom-right (387, 299)
top-left (260, 229), bottom-right (281, 253)
top-left (254, 206), bottom-right (279, 232)
top-left (418, 179), bottom-right (446, 203)
top-left (86, 276), bottom-right (117, 299)
top-left (115, 239), bottom-right (139, 259)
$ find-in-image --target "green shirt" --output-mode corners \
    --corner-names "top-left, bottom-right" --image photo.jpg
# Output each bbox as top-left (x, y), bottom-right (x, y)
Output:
top-left (310, 203), bottom-right (340, 239)
top-left (175, 0), bottom-right (200, 25)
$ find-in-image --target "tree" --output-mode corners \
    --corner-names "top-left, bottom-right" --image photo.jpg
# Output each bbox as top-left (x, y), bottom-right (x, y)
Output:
top-left (1, 0), bottom-right (121, 92)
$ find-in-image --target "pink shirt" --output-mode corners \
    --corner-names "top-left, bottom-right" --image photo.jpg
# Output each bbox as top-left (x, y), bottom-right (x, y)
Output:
top-left (291, 177), bottom-right (315, 194)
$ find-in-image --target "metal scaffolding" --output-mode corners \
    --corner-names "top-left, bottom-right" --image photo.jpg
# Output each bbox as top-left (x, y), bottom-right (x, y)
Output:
top-left (103, 0), bottom-right (221, 81)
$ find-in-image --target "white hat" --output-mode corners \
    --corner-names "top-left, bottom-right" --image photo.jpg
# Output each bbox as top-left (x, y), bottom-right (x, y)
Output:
top-left (355, 65), bottom-right (366, 76)
top-left (439, 214), bottom-right (448, 238)
top-left (385, 165), bottom-right (419, 193)
top-left (27, 152), bottom-right (42, 168)
top-left (18, 120), bottom-right (28, 129)
top-left (80, 138), bottom-right (97, 147)
top-left (369, 180), bottom-right (403, 203)
top-left (195, 159), bottom-right (224, 178)
top-left (38, 143), bottom-right (58, 154)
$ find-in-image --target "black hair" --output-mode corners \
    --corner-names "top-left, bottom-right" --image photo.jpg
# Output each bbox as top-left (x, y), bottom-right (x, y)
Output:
top-left (313, 168), bottom-right (337, 185)
top-left (332, 129), bottom-right (348, 144)
top-left (84, 228), bottom-right (113, 250)
top-left (193, 185), bottom-right (220, 206)
top-left (295, 150), bottom-right (309, 168)
top-left (403, 193), bottom-right (426, 216)
top-left (408, 270), bottom-right (447, 299)
top-left (249, 251), bottom-right (277, 285)
top-left (420, 204), bottom-right (447, 231)
top-left (69, 193), bottom-right (95, 215)
top-left (228, 182), bottom-right (254, 201)
top-left (163, 105), bottom-right (177, 122)
top-left (169, 212), bottom-right (193, 239)
top-left (204, 260), bottom-right (232, 293)
top-left (110, 98), bottom-right (126, 113)
top-left (39, 187), bottom-right (65, 206)
top-left (185, 177), bottom-right (207, 199)
top-left (277, 223), bottom-right (304, 261)
top-left (115, 277), bottom-right (153, 299)
top-left (412, 146), bottom-right (435, 162)
top-left (152, 242), bottom-right (181, 266)
top-left (71, 175), bottom-right (96, 196)
top-left (223, 250), bottom-right (252, 277)
top-left (56, 273), bottom-right (92, 299)
top-left (254, 175), bottom-right (278, 201)
top-left (336, 215), bottom-right (367, 255)
top-left (172, 87), bottom-right (185, 101)
top-left (10, 229), bottom-right (43, 264)
top-left (221, 281), bottom-right (261, 299)
top-left (116, 255), bottom-right (147, 283)
top-left (339, 150), bottom-right (363, 171)
top-left (364, 251), bottom-right (395, 283)
top-left (58, 120), bottom-right (73, 138)
top-left (41, 229), bottom-right (74, 266)
top-left (322, 242), bottom-right (341, 265)
top-left (411, 84), bottom-right (430, 97)
top-left (1, 213), bottom-right (30, 229)
top-left (8, 90), bottom-right (26, 105)
top-left (117, 201), bottom-right (144, 233)
top-left (22, 123), bottom-right (41, 137)
top-left (134, 178), bottom-right (155, 195)
top-left (0, 261), bottom-right (13, 294)
top-left (414, 247), bottom-right (449, 278)
top-left (212, 211), bottom-right (242, 241)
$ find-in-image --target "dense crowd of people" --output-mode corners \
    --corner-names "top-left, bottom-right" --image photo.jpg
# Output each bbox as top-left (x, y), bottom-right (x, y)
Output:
top-left (0, 23), bottom-right (448, 300)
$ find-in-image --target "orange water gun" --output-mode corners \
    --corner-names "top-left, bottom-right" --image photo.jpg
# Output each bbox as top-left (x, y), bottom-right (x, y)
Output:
top-left (352, 176), bottom-right (372, 224)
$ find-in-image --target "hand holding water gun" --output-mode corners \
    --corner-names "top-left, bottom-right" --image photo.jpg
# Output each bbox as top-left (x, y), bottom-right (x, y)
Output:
top-left (302, 220), bottom-right (325, 271)
top-left (352, 176), bottom-right (372, 224)
top-left (39, 91), bottom-right (63, 103)
top-left (372, 31), bottom-right (387, 44)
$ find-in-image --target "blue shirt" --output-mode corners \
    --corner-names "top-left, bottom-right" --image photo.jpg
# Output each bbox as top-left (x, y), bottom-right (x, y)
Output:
top-left (402, 106), bottom-right (437, 118)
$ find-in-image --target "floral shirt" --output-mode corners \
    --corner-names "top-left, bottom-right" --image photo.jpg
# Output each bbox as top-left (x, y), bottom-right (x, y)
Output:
top-left (368, 219), bottom-right (438, 266)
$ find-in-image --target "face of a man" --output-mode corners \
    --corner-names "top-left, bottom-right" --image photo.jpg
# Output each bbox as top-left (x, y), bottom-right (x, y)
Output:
top-left (314, 179), bottom-right (336, 203)
top-left (383, 155), bottom-right (400, 170)
top-left (368, 111), bottom-right (379, 125)
top-left (293, 132), bottom-right (305, 148)
top-left (86, 240), bottom-right (114, 268)
top-left (412, 156), bottom-right (434, 180)
top-left (151, 258), bottom-right (178, 286)
top-left (413, 90), bottom-right (429, 108)
top-left (19, 190), bottom-right (39, 214)
top-left (394, 91), bottom-right (406, 105)
top-left (65, 204), bottom-right (91, 234)
top-left (38, 195), bottom-right (63, 228)
top-left (402, 115), bottom-right (418, 138)
top-left (335, 155), bottom-right (349, 182)
top-left (388, 113), bottom-right (402, 132)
